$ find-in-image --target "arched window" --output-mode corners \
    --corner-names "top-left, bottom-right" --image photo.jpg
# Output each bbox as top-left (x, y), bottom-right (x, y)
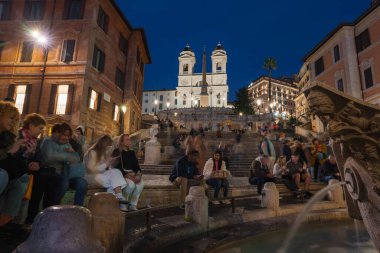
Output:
top-left (183, 64), bottom-right (189, 74)
top-left (216, 62), bottom-right (222, 72)
top-left (159, 95), bottom-right (163, 101)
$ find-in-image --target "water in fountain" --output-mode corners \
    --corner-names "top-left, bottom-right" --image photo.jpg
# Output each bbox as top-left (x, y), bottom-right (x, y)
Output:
top-left (277, 181), bottom-right (346, 253)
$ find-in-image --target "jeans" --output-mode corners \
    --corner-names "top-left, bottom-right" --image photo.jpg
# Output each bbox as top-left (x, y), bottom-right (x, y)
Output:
top-left (249, 176), bottom-right (275, 194)
top-left (0, 169), bottom-right (9, 195)
top-left (206, 178), bottom-right (229, 198)
top-left (2, 174), bottom-right (29, 218)
top-left (322, 175), bottom-right (341, 184)
top-left (173, 177), bottom-right (203, 205)
top-left (25, 167), bottom-right (64, 224)
top-left (60, 177), bottom-right (88, 206)
top-left (123, 178), bottom-right (144, 207)
top-left (276, 176), bottom-right (297, 191)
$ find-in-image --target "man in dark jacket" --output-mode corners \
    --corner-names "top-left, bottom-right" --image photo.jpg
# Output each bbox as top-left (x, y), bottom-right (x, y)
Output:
top-left (169, 150), bottom-right (203, 209)
top-left (319, 155), bottom-right (340, 183)
top-left (282, 139), bottom-right (292, 162)
top-left (248, 155), bottom-right (275, 195)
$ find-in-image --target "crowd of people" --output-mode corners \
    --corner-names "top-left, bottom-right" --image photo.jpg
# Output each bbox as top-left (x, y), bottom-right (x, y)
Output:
top-left (0, 100), bottom-right (144, 232)
top-left (248, 128), bottom-right (340, 198)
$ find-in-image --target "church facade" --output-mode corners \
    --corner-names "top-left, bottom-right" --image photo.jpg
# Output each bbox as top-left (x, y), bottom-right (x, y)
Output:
top-left (142, 43), bottom-right (229, 114)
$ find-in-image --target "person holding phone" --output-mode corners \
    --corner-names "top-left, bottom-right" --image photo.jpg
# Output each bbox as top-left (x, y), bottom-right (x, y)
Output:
top-left (169, 149), bottom-right (203, 209)
top-left (84, 135), bottom-right (127, 205)
top-left (286, 152), bottom-right (312, 197)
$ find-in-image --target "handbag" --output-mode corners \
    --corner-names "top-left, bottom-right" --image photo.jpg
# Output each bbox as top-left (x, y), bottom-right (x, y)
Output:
top-left (68, 162), bottom-right (85, 179)
top-left (23, 175), bottom-right (33, 200)
top-left (121, 150), bottom-right (142, 184)
top-left (212, 170), bottom-right (227, 179)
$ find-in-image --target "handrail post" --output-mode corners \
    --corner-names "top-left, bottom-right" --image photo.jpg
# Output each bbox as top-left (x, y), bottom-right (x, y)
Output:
top-left (146, 211), bottom-right (151, 234)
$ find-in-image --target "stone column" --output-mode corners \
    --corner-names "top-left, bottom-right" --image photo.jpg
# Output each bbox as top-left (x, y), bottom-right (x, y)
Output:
top-left (14, 206), bottom-right (104, 253)
top-left (185, 186), bottom-right (208, 229)
top-left (144, 141), bottom-right (161, 165)
top-left (261, 182), bottom-right (280, 214)
top-left (87, 193), bottom-right (125, 253)
top-left (327, 179), bottom-right (346, 208)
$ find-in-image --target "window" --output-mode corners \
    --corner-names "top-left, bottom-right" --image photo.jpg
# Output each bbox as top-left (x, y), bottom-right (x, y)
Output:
top-left (115, 68), bottom-right (125, 89)
top-left (89, 90), bottom-right (97, 109)
top-left (337, 79), bottom-right (344, 92)
top-left (63, 0), bottom-right (85, 19)
top-left (119, 33), bottom-right (128, 56)
top-left (356, 29), bottom-right (371, 53)
top-left (20, 41), bottom-right (34, 62)
top-left (92, 46), bottom-right (105, 72)
top-left (216, 62), bottom-right (222, 72)
top-left (113, 104), bottom-right (119, 121)
top-left (97, 6), bottom-right (108, 33)
top-left (183, 100), bottom-right (186, 105)
top-left (144, 100), bottom-right (148, 103)
top-left (87, 88), bottom-right (101, 111)
top-left (159, 104), bottom-right (163, 110)
top-left (159, 95), bottom-right (163, 101)
top-left (24, 0), bottom-right (45, 20)
top-left (175, 99), bottom-right (177, 105)
top-left (136, 48), bottom-right (140, 64)
top-left (15, 85), bottom-right (27, 113)
top-left (151, 108), bottom-right (154, 113)
top-left (55, 85), bottom-right (69, 114)
top-left (364, 67), bottom-right (374, 89)
top-left (134, 80), bottom-right (137, 96)
top-left (144, 108), bottom-right (147, 113)
top-left (333, 45), bottom-right (340, 62)
top-left (0, 40), bottom-right (4, 61)
top-left (61, 40), bottom-right (75, 62)
top-left (0, 0), bottom-right (12, 20)
top-left (183, 64), bottom-right (188, 74)
top-left (314, 57), bottom-right (324, 76)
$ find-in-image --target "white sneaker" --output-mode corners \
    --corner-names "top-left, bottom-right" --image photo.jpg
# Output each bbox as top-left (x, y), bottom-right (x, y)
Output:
top-left (128, 205), bottom-right (138, 211)
top-left (212, 200), bottom-right (221, 205)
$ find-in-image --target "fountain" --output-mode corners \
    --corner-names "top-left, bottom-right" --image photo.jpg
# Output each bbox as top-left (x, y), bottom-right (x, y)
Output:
top-left (303, 83), bottom-right (380, 251)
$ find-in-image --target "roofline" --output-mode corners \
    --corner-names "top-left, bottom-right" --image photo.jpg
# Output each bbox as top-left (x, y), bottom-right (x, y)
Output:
top-left (301, 2), bottom-right (380, 62)
top-left (143, 89), bottom-right (177, 92)
top-left (110, 0), bottom-right (152, 64)
top-left (248, 75), bottom-right (298, 89)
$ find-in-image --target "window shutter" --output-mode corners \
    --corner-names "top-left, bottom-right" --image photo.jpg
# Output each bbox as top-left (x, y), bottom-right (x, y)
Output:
top-left (65, 84), bottom-right (75, 115)
top-left (63, 0), bottom-right (70, 19)
top-left (97, 93), bottom-right (102, 112)
top-left (80, 0), bottom-right (86, 19)
top-left (111, 103), bottom-right (115, 120)
top-left (22, 84), bottom-right (32, 114)
top-left (48, 84), bottom-right (58, 114)
top-left (7, 84), bottom-right (15, 99)
top-left (87, 87), bottom-right (92, 107)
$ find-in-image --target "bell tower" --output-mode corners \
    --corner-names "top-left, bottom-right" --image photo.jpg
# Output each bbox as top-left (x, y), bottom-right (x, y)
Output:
top-left (178, 44), bottom-right (196, 76)
top-left (211, 42), bottom-right (227, 73)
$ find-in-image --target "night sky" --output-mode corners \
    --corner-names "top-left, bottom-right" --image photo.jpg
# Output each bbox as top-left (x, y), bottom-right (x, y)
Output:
top-left (115, 0), bottom-right (370, 101)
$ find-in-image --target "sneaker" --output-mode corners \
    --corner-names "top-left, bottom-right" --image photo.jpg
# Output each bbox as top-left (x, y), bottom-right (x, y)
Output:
top-left (179, 204), bottom-right (185, 210)
top-left (119, 204), bottom-right (128, 211)
top-left (221, 200), bottom-right (231, 204)
top-left (212, 200), bottom-right (221, 205)
top-left (128, 205), bottom-right (138, 211)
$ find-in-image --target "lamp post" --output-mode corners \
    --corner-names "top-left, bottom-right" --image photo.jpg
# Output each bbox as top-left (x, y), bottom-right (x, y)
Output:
top-left (194, 100), bottom-right (198, 121)
top-left (31, 30), bottom-right (49, 113)
top-left (120, 105), bottom-right (127, 134)
top-left (166, 101), bottom-right (170, 120)
top-left (222, 97), bottom-right (225, 107)
top-left (154, 99), bottom-right (158, 115)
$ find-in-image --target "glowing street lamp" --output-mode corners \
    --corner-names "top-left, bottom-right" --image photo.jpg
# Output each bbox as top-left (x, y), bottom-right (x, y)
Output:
top-left (31, 29), bottom-right (49, 113)
top-left (120, 105), bottom-right (127, 113)
top-left (154, 99), bottom-right (158, 115)
top-left (166, 102), bottom-right (170, 120)
top-left (120, 104), bottom-right (127, 134)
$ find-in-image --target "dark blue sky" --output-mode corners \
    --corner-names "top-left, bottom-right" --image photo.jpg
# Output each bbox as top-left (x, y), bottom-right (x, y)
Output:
top-left (115, 0), bottom-right (370, 101)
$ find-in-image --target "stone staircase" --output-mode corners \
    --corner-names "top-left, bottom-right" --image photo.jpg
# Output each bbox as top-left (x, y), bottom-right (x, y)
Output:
top-left (140, 130), bottom-right (262, 177)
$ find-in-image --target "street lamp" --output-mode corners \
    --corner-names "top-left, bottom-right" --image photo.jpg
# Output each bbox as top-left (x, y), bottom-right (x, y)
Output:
top-left (166, 102), bottom-right (170, 120)
top-left (222, 97), bottom-right (225, 107)
top-left (31, 29), bottom-right (49, 113)
top-left (154, 99), bottom-right (158, 115)
top-left (120, 105), bottom-right (127, 134)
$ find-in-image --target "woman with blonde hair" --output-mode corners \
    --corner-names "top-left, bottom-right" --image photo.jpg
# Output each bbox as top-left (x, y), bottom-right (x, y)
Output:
top-left (84, 135), bottom-right (127, 204)
top-left (112, 134), bottom-right (144, 211)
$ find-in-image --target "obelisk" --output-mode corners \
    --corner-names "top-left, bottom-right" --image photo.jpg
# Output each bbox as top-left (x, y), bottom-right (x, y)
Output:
top-left (199, 48), bottom-right (209, 107)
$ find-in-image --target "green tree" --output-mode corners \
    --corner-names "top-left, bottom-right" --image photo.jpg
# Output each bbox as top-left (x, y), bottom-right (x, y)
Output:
top-left (233, 87), bottom-right (255, 115)
top-left (263, 57), bottom-right (277, 112)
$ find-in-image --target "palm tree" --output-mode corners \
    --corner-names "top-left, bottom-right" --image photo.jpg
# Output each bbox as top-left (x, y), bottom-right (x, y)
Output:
top-left (263, 57), bottom-right (277, 113)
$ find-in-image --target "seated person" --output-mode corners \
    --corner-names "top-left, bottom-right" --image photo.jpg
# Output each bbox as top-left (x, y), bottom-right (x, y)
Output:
top-left (273, 156), bottom-right (297, 191)
top-left (169, 150), bottom-right (203, 209)
top-left (319, 155), bottom-right (341, 183)
top-left (203, 150), bottom-right (230, 205)
top-left (286, 152), bottom-right (312, 197)
top-left (249, 154), bottom-right (275, 195)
